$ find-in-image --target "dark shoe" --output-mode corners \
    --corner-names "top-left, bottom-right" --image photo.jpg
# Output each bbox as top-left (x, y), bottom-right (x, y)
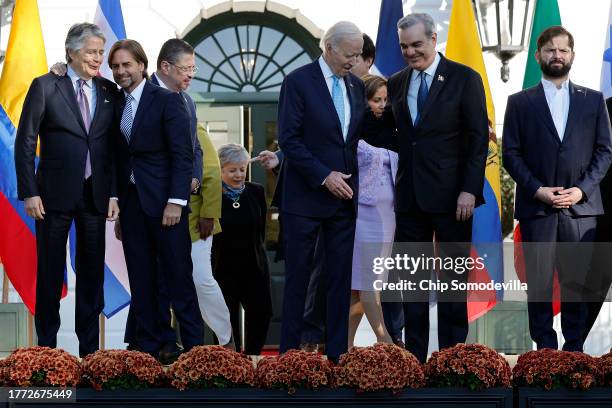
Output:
top-left (158, 343), bottom-right (184, 365)
top-left (300, 343), bottom-right (319, 353)
top-left (392, 337), bottom-right (405, 349)
top-left (126, 343), bottom-right (141, 351)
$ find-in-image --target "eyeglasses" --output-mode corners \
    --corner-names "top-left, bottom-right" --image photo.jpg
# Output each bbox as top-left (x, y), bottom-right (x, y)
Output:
top-left (169, 63), bottom-right (198, 74)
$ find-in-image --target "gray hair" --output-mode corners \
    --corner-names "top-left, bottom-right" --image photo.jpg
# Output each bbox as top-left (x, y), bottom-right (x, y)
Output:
top-left (397, 13), bottom-right (436, 37)
top-left (320, 21), bottom-right (362, 50)
top-left (218, 143), bottom-right (250, 167)
top-left (65, 23), bottom-right (105, 63)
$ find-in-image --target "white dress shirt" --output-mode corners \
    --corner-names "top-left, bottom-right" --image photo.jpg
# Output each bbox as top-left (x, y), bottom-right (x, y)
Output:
top-left (408, 52), bottom-right (441, 125)
top-left (67, 65), bottom-right (96, 117)
top-left (541, 77), bottom-right (570, 141)
top-left (124, 79), bottom-right (187, 206)
top-left (318, 56), bottom-right (351, 140)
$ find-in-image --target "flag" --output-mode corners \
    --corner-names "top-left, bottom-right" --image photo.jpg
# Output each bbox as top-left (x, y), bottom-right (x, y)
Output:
top-left (514, 0), bottom-right (562, 316)
top-left (94, 0), bottom-right (126, 81)
top-left (372, 0), bottom-right (404, 78)
top-left (601, 1), bottom-right (612, 98)
top-left (0, 0), bottom-right (53, 314)
top-left (522, 0), bottom-right (562, 89)
top-left (86, 0), bottom-right (131, 317)
top-left (446, 0), bottom-right (504, 322)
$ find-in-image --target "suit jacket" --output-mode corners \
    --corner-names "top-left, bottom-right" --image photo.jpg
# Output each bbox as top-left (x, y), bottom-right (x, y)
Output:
top-left (600, 98), bottom-right (612, 216)
top-left (15, 73), bottom-right (119, 213)
top-left (366, 54), bottom-right (489, 214)
top-left (189, 124), bottom-right (222, 242)
top-left (150, 73), bottom-right (203, 183)
top-left (502, 82), bottom-right (612, 220)
top-left (277, 60), bottom-right (366, 217)
top-left (114, 80), bottom-right (193, 217)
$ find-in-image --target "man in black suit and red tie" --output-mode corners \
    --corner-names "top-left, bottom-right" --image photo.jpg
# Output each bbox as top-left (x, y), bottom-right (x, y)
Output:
top-left (109, 39), bottom-right (204, 360)
top-left (366, 13), bottom-right (489, 363)
top-left (15, 23), bottom-right (120, 357)
top-left (503, 26), bottom-right (612, 352)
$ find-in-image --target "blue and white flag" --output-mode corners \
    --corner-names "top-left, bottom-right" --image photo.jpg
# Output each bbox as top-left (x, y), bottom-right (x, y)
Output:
top-left (94, 0), bottom-right (127, 81)
top-left (601, 1), bottom-right (612, 98)
top-left (372, 0), bottom-right (405, 78)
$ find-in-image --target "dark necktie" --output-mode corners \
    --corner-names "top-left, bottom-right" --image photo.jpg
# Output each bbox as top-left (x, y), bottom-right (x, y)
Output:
top-left (416, 71), bottom-right (429, 125)
top-left (76, 79), bottom-right (92, 178)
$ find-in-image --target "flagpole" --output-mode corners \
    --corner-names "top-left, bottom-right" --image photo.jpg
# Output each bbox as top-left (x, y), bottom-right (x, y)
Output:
top-left (99, 314), bottom-right (105, 350)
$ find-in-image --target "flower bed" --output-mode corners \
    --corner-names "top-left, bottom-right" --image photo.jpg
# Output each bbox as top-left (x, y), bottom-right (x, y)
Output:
top-left (81, 349), bottom-right (165, 390)
top-left (167, 345), bottom-right (255, 390)
top-left (331, 343), bottom-right (424, 392)
top-left (424, 343), bottom-right (511, 390)
top-left (255, 349), bottom-right (331, 393)
top-left (512, 349), bottom-right (601, 390)
top-left (0, 346), bottom-right (81, 387)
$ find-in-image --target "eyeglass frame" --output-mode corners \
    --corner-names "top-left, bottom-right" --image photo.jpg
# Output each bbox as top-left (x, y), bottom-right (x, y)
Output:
top-left (165, 61), bottom-right (198, 74)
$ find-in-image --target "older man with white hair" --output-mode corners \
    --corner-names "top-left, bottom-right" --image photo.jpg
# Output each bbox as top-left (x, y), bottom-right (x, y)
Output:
top-left (277, 21), bottom-right (366, 362)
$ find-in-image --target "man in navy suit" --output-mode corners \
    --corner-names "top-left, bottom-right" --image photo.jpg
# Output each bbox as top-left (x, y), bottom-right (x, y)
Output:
top-left (123, 38), bottom-right (205, 362)
top-left (15, 23), bottom-right (120, 357)
top-left (109, 39), bottom-right (204, 358)
top-left (503, 26), bottom-right (612, 352)
top-left (278, 21), bottom-right (366, 362)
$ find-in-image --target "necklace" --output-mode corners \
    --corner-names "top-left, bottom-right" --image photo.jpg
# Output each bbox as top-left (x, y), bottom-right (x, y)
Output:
top-left (222, 182), bottom-right (245, 209)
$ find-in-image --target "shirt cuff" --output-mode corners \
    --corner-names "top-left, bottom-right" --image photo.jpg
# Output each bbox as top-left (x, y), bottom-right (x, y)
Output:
top-left (168, 198), bottom-right (188, 206)
top-left (110, 197), bottom-right (118, 201)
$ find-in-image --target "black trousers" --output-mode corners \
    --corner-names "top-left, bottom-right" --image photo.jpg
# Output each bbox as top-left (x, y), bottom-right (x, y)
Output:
top-left (120, 185), bottom-right (204, 353)
top-left (301, 234), bottom-right (327, 344)
top-left (395, 209), bottom-right (472, 364)
top-left (280, 203), bottom-right (356, 361)
top-left (35, 178), bottom-right (105, 357)
top-left (583, 214), bottom-right (612, 341)
top-left (520, 213), bottom-right (596, 352)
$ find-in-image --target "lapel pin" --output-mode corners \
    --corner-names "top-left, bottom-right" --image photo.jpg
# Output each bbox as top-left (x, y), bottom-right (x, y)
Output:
top-left (438, 75), bottom-right (445, 82)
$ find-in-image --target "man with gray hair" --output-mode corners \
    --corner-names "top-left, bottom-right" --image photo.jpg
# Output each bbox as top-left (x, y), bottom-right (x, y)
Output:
top-left (277, 21), bottom-right (366, 362)
top-left (366, 13), bottom-right (488, 362)
top-left (15, 22), bottom-right (120, 356)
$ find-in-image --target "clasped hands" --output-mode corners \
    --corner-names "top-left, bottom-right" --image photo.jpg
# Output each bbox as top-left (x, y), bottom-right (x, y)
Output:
top-left (535, 186), bottom-right (583, 208)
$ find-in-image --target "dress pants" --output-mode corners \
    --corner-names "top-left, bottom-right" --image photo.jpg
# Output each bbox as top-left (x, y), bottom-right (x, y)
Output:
top-left (192, 237), bottom-right (233, 345)
top-left (120, 184), bottom-right (204, 353)
top-left (395, 208), bottom-right (472, 364)
top-left (301, 235), bottom-right (327, 344)
top-left (35, 178), bottom-right (105, 357)
top-left (521, 213), bottom-right (595, 352)
top-left (280, 202), bottom-right (356, 361)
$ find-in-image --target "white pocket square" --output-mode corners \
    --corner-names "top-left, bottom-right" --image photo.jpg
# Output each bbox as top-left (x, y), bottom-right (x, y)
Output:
top-left (104, 99), bottom-right (110, 103)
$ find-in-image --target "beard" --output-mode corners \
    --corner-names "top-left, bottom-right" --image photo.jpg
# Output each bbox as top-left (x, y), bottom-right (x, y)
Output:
top-left (540, 59), bottom-right (572, 78)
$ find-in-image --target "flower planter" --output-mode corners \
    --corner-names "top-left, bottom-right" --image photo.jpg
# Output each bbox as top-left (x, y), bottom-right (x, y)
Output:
top-left (8, 387), bottom-right (513, 408)
top-left (516, 387), bottom-right (612, 408)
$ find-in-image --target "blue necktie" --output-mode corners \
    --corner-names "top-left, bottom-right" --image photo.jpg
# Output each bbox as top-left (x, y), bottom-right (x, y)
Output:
top-left (416, 71), bottom-right (429, 125)
top-left (120, 93), bottom-right (136, 183)
top-left (332, 75), bottom-right (346, 139)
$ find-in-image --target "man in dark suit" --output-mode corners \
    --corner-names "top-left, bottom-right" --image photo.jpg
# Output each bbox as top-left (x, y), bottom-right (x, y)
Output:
top-left (109, 39), bottom-right (204, 358)
top-left (122, 38), bottom-right (205, 362)
top-left (503, 26), bottom-right (612, 352)
top-left (277, 21), bottom-right (366, 362)
top-left (583, 97), bottom-right (612, 342)
top-left (366, 13), bottom-right (488, 363)
top-left (15, 23), bottom-right (120, 357)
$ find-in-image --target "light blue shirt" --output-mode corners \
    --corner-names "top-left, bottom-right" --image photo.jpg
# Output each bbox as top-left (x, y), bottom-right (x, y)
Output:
top-left (67, 65), bottom-right (96, 117)
top-left (318, 56), bottom-right (350, 139)
top-left (407, 52), bottom-right (441, 125)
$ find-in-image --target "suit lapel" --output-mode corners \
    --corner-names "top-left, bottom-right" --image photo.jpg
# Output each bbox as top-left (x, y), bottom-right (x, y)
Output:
top-left (130, 80), bottom-right (155, 143)
top-left (345, 75), bottom-right (359, 142)
top-left (56, 75), bottom-right (87, 136)
top-left (311, 61), bottom-right (344, 141)
top-left (526, 83), bottom-right (561, 143)
top-left (89, 76), bottom-right (107, 132)
top-left (561, 82), bottom-right (585, 144)
top-left (416, 55), bottom-right (447, 128)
